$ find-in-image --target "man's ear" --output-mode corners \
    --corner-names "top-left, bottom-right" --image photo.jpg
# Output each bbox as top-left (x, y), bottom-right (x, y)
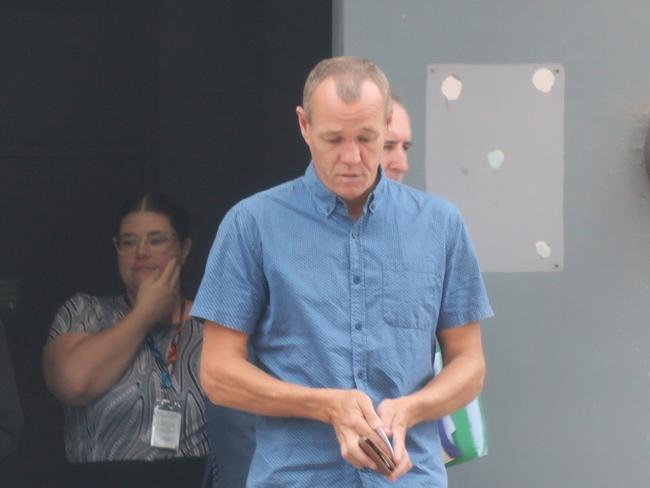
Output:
top-left (296, 106), bottom-right (311, 144)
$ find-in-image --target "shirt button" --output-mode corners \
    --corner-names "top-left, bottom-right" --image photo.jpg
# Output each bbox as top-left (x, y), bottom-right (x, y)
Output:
top-left (353, 276), bottom-right (361, 284)
top-left (369, 203), bottom-right (376, 212)
top-left (356, 371), bottom-right (365, 379)
top-left (355, 323), bottom-right (362, 331)
top-left (351, 232), bottom-right (357, 239)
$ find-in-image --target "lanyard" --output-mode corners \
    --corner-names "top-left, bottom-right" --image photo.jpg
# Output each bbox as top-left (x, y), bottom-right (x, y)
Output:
top-left (124, 295), bottom-right (185, 390)
top-left (145, 334), bottom-right (174, 389)
top-left (147, 300), bottom-right (185, 390)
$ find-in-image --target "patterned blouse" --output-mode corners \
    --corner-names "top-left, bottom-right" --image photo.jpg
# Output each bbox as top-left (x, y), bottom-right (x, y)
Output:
top-left (47, 293), bottom-right (208, 463)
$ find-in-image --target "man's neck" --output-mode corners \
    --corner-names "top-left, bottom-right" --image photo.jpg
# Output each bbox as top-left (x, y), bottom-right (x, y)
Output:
top-left (344, 170), bottom-right (380, 220)
top-left (344, 190), bottom-right (370, 221)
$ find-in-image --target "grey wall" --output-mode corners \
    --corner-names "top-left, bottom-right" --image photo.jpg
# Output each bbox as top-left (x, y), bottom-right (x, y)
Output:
top-left (335, 1), bottom-right (650, 487)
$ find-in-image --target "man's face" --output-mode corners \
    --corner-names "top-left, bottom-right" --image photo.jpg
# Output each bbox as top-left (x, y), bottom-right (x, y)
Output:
top-left (382, 102), bottom-right (412, 182)
top-left (297, 77), bottom-right (390, 210)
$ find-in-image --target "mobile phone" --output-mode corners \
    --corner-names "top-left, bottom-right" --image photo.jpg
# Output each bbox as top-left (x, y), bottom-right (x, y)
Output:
top-left (358, 436), bottom-right (396, 476)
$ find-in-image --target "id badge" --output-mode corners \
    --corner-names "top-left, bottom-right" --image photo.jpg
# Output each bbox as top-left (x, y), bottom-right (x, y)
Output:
top-left (150, 398), bottom-right (182, 450)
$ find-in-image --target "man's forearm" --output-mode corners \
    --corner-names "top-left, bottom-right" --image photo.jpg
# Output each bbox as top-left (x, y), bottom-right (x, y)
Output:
top-left (201, 353), bottom-right (335, 423)
top-left (200, 322), bottom-right (338, 423)
top-left (401, 352), bottom-right (485, 428)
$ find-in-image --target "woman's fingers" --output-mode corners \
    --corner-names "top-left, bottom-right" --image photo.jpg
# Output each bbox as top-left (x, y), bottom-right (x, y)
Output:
top-left (158, 257), bottom-right (178, 283)
top-left (170, 259), bottom-right (181, 286)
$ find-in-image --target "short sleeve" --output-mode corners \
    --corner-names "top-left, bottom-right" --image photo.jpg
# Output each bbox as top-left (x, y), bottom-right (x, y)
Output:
top-left (437, 210), bottom-right (494, 329)
top-left (191, 203), bottom-right (267, 334)
top-left (46, 293), bottom-right (103, 343)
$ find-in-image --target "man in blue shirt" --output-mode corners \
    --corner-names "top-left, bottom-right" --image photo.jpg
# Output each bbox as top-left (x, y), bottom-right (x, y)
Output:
top-left (192, 56), bottom-right (493, 487)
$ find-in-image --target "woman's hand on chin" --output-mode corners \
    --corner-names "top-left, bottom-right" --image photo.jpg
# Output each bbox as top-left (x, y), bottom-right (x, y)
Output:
top-left (133, 257), bottom-right (182, 327)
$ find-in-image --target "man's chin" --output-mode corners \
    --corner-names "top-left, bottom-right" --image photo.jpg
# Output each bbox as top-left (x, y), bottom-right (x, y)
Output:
top-left (345, 183), bottom-right (376, 198)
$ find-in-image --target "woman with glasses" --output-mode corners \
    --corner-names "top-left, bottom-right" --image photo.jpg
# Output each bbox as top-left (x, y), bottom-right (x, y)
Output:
top-left (42, 193), bottom-right (207, 483)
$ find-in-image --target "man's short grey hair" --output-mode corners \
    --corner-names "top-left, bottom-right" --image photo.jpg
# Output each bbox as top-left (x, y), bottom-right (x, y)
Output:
top-left (302, 56), bottom-right (392, 120)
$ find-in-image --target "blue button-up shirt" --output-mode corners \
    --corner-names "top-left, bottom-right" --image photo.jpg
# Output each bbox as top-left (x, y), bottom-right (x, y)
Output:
top-left (192, 163), bottom-right (493, 487)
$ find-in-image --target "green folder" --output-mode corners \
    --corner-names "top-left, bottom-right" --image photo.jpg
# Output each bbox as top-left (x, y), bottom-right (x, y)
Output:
top-left (434, 343), bottom-right (488, 466)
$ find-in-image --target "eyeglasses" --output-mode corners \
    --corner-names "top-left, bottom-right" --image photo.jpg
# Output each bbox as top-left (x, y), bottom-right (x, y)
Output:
top-left (113, 231), bottom-right (178, 255)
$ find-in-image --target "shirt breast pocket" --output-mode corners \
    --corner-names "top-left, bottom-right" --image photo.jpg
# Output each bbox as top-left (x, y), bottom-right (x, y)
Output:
top-left (382, 261), bottom-right (440, 329)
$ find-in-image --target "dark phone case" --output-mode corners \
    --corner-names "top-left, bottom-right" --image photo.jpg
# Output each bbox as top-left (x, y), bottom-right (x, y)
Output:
top-left (358, 436), bottom-right (396, 476)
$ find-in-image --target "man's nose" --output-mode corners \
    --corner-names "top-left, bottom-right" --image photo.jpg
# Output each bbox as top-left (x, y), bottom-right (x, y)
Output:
top-left (340, 141), bottom-right (361, 164)
top-left (394, 148), bottom-right (409, 173)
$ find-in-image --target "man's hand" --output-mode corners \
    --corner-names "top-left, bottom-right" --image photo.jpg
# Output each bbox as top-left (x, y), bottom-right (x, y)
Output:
top-left (377, 397), bottom-right (414, 481)
top-left (330, 390), bottom-right (411, 481)
top-left (327, 389), bottom-right (392, 473)
top-left (133, 258), bottom-right (181, 326)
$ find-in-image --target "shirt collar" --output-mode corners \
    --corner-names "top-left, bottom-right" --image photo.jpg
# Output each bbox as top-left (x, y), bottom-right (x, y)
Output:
top-left (304, 162), bottom-right (338, 216)
top-left (303, 162), bottom-right (388, 217)
top-left (367, 165), bottom-right (387, 215)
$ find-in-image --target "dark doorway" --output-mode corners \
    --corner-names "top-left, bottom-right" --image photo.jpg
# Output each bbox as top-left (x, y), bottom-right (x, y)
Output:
top-left (0, 1), bottom-right (331, 486)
